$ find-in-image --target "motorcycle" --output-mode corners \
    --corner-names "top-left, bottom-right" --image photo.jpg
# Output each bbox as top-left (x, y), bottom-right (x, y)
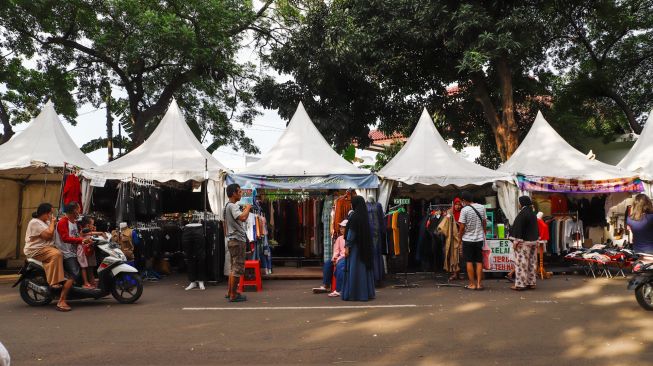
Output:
top-left (627, 253), bottom-right (653, 311)
top-left (12, 237), bottom-right (143, 306)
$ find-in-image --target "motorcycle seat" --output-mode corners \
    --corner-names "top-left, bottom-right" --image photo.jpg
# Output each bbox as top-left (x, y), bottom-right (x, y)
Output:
top-left (27, 258), bottom-right (44, 267)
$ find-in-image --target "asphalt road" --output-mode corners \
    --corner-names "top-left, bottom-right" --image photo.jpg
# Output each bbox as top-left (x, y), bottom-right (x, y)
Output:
top-left (1, 273), bottom-right (651, 366)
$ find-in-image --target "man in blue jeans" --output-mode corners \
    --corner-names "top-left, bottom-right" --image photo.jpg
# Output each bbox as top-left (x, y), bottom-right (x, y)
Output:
top-left (313, 220), bottom-right (348, 296)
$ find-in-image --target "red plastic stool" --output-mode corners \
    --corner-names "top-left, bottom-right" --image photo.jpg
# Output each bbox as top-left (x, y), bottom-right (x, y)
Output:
top-left (238, 260), bottom-right (263, 292)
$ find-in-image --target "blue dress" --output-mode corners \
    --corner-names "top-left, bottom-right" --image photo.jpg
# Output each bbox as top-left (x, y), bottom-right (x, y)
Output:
top-left (342, 228), bottom-right (376, 301)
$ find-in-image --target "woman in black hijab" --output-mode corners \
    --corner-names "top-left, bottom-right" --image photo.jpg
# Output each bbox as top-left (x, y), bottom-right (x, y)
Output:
top-left (511, 196), bottom-right (539, 291)
top-left (341, 196), bottom-right (376, 301)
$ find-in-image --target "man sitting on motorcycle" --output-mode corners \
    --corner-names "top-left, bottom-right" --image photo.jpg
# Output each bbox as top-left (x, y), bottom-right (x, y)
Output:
top-left (55, 202), bottom-right (92, 287)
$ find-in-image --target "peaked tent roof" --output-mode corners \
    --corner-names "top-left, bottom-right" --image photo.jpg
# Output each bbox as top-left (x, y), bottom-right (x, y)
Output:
top-left (618, 110), bottom-right (653, 180)
top-left (87, 100), bottom-right (228, 182)
top-left (378, 108), bottom-right (512, 186)
top-left (0, 101), bottom-right (96, 178)
top-left (498, 111), bottom-right (636, 180)
top-left (241, 102), bottom-right (370, 176)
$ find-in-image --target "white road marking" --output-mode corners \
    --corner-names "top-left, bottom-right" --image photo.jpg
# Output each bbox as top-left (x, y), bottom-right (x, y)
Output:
top-left (183, 304), bottom-right (431, 311)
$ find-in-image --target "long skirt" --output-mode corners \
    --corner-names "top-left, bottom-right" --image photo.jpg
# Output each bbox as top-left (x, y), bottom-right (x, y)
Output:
top-left (514, 244), bottom-right (537, 288)
top-left (342, 244), bottom-right (375, 301)
top-left (32, 247), bottom-right (66, 286)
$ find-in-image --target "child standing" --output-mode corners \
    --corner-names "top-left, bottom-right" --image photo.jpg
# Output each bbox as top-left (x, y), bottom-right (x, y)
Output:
top-left (313, 220), bottom-right (348, 296)
top-left (78, 216), bottom-right (104, 288)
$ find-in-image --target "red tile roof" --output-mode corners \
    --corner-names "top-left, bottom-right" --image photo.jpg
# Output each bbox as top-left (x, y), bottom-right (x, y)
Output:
top-left (368, 130), bottom-right (404, 141)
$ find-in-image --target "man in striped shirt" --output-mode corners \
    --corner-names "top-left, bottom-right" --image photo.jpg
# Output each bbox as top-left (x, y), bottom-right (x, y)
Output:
top-left (458, 191), bottom-right (487, 290)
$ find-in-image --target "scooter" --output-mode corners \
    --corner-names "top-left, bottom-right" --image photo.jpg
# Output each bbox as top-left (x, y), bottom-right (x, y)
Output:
top-left (627, 253), bottom-right (653, 311)
top-left (13, 237), bottom-right (143, 306)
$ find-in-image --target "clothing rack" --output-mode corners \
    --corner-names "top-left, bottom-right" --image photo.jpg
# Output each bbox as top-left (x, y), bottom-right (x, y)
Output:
top-left (386, 204), bottom-right (419, 289)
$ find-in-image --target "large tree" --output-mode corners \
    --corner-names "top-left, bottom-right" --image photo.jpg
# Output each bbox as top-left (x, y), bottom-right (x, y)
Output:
top-left (0, 54), bottom-right (77, 144)
top-left (2, 0), bottom-right (284, 152)
top-left (547, 0), bottom-right (653, 135)
top-left (256, 0), bottom-right (553, 164)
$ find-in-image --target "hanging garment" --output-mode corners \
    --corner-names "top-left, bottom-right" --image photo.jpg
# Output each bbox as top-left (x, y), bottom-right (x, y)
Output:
top-left (391, 212), bottom-right (400, 255)
top-left (62, 174), bottom-right (83, 206)
top-left (438, 214), bottom-right (461, 273)
top-left (182, 224), bottom-right (206, 282)
top-left (550, 194), bottom-right (568, 214)
top-left (322, 196), bottom-right (334, 262)
top-left (367, 202), bottom-right (385, 282)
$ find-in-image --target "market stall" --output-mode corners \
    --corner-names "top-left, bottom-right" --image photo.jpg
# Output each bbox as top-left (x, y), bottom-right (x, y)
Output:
top-left (227, 102), bottom-right (379, 274)
top-left (618, 109), bottom-right (653, 198)
top-left (377, 108), bottom-right (514, 273)
top-left (82, 99), bottom-right (229, 282)
top-left (498, 111), bottom-right (641, 257)
top-left (0, 101), bottom-right (96, 259)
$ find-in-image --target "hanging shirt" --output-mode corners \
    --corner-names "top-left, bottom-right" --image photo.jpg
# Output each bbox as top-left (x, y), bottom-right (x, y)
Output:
top-left (62, 174), bottom-right (83, 206)
top-left (392, 211), bottom-right (400, 255)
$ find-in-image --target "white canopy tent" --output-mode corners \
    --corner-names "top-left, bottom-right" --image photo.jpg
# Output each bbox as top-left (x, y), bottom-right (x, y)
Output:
top-left (0, 101), bottom-right (97, 259)
top-left (83, 99), bottom-right (230, 218)
top-left (229, 102), bottom-right (378, 190)
top-left (498, 111), bottom-right (636, 180)
top-left (376, 108), bottom-right (515, 219)
top-left (618, 110), bottom-right (653, 197)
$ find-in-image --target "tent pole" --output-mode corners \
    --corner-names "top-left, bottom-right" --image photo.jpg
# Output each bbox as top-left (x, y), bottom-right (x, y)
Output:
top-left (57, 162), bottom-right (68, 214)
top-left (15, 181), bottom-right (26, 259)
top-left (203, 159), bottom-right (207, 237)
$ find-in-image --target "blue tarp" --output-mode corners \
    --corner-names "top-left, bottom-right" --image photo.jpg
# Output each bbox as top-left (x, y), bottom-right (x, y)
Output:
top-left (227, 173), bottom-right (379, 190)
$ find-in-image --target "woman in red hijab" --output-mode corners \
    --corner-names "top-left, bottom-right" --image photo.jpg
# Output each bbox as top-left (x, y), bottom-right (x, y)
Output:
top-left (453, 197), bottom-right (463, 222)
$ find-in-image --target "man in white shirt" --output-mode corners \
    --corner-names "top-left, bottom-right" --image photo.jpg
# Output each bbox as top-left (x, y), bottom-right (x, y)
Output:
top-left (458, 191), bottom-right (487, 290)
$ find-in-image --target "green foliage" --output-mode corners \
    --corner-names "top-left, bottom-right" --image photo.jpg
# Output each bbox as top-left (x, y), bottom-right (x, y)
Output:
top-left (341, 144), bottom-right (356, 162)
top-left (372, 141), bottom-right (404, 172)
top-left (1, 0), bottom-right (281, 153)
top-left (546, 0), bottom-right (653, 135)
top-left (256, 0), bottom-right (554, 165)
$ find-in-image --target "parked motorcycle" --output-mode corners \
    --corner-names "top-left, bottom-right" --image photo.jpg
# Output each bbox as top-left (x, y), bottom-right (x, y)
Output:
top-left (627, 253), bottom-right (653, 311)
top-left (12, 237), bottom-right (143, 306)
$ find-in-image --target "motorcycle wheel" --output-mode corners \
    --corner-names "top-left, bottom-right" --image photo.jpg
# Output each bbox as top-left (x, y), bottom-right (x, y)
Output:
top-left (635, 283), bottom-right (653, 311)
top-left (19, 275), bottom-right (53, 306)
top-left (111, 272), bottom-right (143, 304)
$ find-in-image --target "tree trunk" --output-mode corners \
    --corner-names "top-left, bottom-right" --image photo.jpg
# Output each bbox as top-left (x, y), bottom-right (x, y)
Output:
top-left (105, 86), bottom-right (114, 161)
top-left (601, 88), bottom-right (642, 134)
top-left (495, 58), bottom-right (520, 160)
top-left (0, 101), bottom-right (14, 145)
top-left (471, 61), bottom-right (520, 163)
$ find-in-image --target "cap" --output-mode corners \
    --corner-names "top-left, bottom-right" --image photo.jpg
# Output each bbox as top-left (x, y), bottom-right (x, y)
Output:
top-left (339, 219), bottom-right (348, 227)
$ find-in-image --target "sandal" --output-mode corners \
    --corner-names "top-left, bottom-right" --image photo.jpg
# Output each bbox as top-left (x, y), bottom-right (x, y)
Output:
top-left (229, 294), bottom-right (247, 302)
top-left (464, 285), bottom-right (477, 290)
top-left (476, 286), bottom-right (485, 291)
top-left (510, 286), bottom-right (526, 291)
top-left (328, 291), bottom-right (340, 297)
top-left (56, 304), bottom-right (71, 312)
top-left (50, 284), bottom-right (62, 289)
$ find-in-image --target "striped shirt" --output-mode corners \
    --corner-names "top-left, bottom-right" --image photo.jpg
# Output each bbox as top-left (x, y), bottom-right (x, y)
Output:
top-left (459, 203), bottom-right (486, 242)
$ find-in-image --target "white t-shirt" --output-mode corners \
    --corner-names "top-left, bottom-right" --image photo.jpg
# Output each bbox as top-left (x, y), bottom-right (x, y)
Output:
top-left (24, 218), bottom-right (54, 257)
top-left (459, 203), bottom-right (486, 242)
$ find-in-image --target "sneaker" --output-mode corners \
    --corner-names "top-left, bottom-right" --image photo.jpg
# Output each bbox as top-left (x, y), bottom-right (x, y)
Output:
top-left (312, 286), bottom-right (329, 294)
top-left (185, 282), bottom-right (197, 291)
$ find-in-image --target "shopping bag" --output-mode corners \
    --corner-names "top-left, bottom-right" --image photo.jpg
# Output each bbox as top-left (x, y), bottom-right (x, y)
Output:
top-left (482, 240), bottom-right (491, 270)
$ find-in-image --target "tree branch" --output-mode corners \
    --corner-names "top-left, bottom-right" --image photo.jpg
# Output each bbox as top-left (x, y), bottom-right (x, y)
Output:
top-left (0, 100), bottom-right (14, 144)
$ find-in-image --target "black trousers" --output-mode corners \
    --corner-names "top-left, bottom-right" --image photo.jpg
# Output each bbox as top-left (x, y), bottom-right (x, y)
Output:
top-left (183, 225), bottom-right (206, 282)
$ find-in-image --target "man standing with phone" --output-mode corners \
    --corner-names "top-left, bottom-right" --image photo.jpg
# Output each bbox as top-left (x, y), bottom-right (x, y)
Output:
top-left (224, 184), bottom-right (252, 302)
top-left (458, 192), bottom-right (487, 291)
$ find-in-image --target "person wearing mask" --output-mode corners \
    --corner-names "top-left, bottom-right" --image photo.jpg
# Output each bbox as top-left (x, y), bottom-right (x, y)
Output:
top-left (24, 203), bottom-right (73, 312)
top-left (626, 193), bottom-right (653, 254)
top-left (458, 192), bottom-right (486, 290)
top-left (511, 196), bottom-right (539, 291)
top-left (224, 183), bottom-right (252, 302)
top-left (55, 202), bottom-right (91, 286)
top-left (342, 196), bottom-right (375, 301)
